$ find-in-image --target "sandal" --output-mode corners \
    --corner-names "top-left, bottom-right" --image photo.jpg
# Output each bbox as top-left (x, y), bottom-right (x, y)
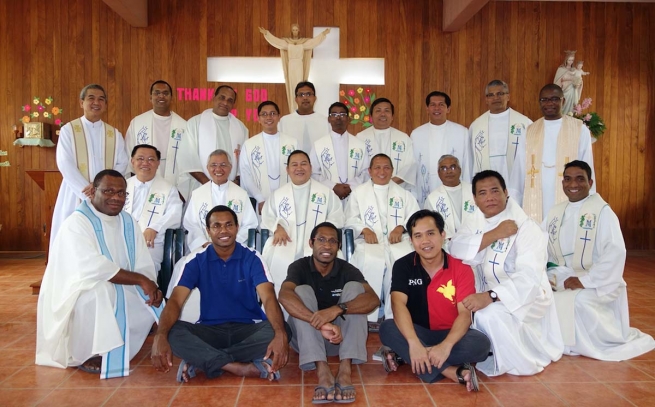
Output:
top-left (253, 358), bottom-right (281, 381)
top-left (78, 356), bottom-right (102, 374)
top-left (456, 363), bottom-right (479, 392)
top-left (312, 385), bottom-right (335, 404)
top-left (380, 346), bottom-right (404, 373)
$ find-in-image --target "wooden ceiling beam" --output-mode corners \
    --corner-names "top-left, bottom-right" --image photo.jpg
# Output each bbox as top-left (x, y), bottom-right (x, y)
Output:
top-left (443, 0), bottom-right (490, 32)
top-left (102, 0), bottom-right (148, 27)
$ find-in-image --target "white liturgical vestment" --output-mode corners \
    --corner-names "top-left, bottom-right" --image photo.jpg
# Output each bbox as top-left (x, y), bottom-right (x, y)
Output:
top-left (279, 111), bottom-right (330, 152)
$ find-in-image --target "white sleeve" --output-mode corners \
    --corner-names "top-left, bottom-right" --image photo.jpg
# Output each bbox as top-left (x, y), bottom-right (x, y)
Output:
top-left (237, 196), bottom-right (259, 245)
top-left (56, 124), bottom-right (93, 201)
top-left (344, 189), bottom-right (367, 237)
top-left (182, 199), bottom-right (208, 252)
top-left (239, 142), bottom-right (266, 203)
top-left (125, 119), bottom-right (137, 175)
top-left (508, 133), bottom-right (526, 205)
top-left (113, 130), bottom-right (129, 176)
top-left (178, 117), bottom-right (204, 174)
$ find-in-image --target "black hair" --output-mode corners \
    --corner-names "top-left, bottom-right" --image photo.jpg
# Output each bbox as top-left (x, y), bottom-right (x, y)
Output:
top-left (131, 144), bottom-right (161, 160)
top-left (471, 170), bottom-right (507, 195)
top-left (287, 149), bottom-right (310, 165)
top-left (539, 83), bottom-right (564, 97)
top-left (295, 81), bottom-right (316, 95)
top-left (370, 97), bottom-right (394, 115)
top-left (329, 102), bottom-right (348, 114)
top-left (258, 100), bottom-right (280, 115)
top-left (309, 222), bottom-right (342, 248)
top-left (150, 80), bottom-right (173, 95)
top-left (214, 85), bottom-right (237, 101)
top-left (406, 210), bottom-right (445, 235)
top-left (93, 169), bottom-right (126, 188)
top-left (369, 153), bottom-right (393, 169)
top-left (205, 205), bottom-right (239, 228)
top-left (564, 160), bottom-right (592, 180)
top-left (425, 91), bottom-right (451, 108)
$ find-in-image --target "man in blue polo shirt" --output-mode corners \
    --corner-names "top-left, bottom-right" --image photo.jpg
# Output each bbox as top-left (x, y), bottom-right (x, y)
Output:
top-left (151, 205), bottom-right (290, 382)
top-left (379, 210), bottom-right (490, 391)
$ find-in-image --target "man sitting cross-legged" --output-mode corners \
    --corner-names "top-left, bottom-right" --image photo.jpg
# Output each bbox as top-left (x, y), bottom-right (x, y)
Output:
top-left (151, 205), bottom-right (290, 383)
top-left (379, 210), bottom-right (490, 391)
top-left (279, 222), bottom-right (379, 403)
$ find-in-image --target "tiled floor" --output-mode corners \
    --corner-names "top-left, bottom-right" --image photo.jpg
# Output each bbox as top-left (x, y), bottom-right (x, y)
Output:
top-left (0, 255), bottom-right (654, 406)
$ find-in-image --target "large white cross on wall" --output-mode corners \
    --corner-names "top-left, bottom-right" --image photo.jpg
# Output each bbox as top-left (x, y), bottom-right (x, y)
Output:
top-left (207, 27), bottom-right (385, 115)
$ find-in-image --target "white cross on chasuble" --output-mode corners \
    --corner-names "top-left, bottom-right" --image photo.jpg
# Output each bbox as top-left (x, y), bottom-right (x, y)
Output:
top-left (207, 27), bottom-right (384, 116)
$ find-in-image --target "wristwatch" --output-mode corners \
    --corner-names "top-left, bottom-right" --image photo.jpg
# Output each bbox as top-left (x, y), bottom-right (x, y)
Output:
top-left (488, 290), bottom-right (498, 302)
top-left (338, 303), bottom-right (348, 319)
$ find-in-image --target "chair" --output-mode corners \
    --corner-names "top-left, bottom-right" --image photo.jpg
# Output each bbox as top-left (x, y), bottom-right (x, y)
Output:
top-left (260, 228), bottom-right (355, 261)
top-left (160, 228), bottom-right (186, 295)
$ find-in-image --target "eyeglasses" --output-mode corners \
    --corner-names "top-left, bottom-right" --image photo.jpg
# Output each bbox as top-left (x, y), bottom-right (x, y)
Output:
top-left (485, 92), bottom-right (508, 98)
top-left (209, 163), bottom-right (232, 169)
top-left (152, 91), bottom-right (171, 97)
top-left (135, 157), bottom-right (158, 163)
top-left (313, 237), bottom-right (339, 246)
top-left (209, 223), bottom-right (236, 231)
top-left (100, 189), bottom-right (129, 197)
top-left (328, 113), bottom-right (348, 118)
top-left (297, 92), bottom-right (315, 98)
top-left (259, 111), bottom-right (279, 118)
top-left (539, 96), bottom-right (562, 104)
top-left (438, 164), bottom-right (459, 172)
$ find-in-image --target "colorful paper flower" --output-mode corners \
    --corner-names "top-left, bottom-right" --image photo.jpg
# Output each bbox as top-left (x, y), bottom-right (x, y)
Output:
top-left (366, 89), bottom-right (371, 94)
top-left (348, 90), bottom-right (355, 97)
top-left (33, 97), bottom-right (40, 105)
top-left (55, 118), bottom-right (62, 126)
top-left (22, 104), bottom-right (31, 112)
top-left (364, 97), bottom-right (370, 103)
top-left (353, 114), bottom-right (360, 120)
top-left (43, 112), bottom-right (50, 118)
top-left (359, 106), bottom-right (366, 112)
top-left (354, 98), bottom-right (360, 104)
top-left (339, 90), bottom-right (345, 97)
top-left (357, 87), bottom-right (364, 94)
top-left (343, 100), bottom-right (349, 105)
top-left (51, 107), bottom-right (60, 115)
top-left (364, 115), bottom-right (370, 122)
top-left (32, 112), bottom-right (39, 118)
top-left (45, 97), bottom-right (53, 105)
top-left (22, 115), bottom-right (30, 123)
top-left (37, 104), bottom-right (45, 112)
top-left (350, 106), bottom-right (357, 113)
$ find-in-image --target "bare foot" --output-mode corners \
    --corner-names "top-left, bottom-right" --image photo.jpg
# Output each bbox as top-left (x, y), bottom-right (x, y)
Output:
top-left (383, 349), bottom-right (399, 372)
top-left (314, 361), bottom-right (335, 402)
top-left (442, 365), bottom-right (474, 392)
top-left (335, 359), bottom-right (355, 402)
top-left (178, 361), bottom-right (196, 383)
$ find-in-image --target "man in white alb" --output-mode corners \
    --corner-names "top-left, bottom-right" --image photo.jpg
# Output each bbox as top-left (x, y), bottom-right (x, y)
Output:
top-left (170, 149), bottom-right (258, 323)
top-left (124, 145), bottom-right (183, 271)
top-left (125, 80), bottom-right (191, 199)
top-left (184, 149), bottom-right (258, 251)
top-left (424, 155), bottom-right (477, 242)
top-left (509, 84), bottom-right (595, 222)
top-left (450, 170), bottom-right (563, 376)
top-left (310, 102), bottom-right (370, 204)
top-left (261, 150), bottom-right (344, 295)
top-left (346, 154), bottom-right (420, 323)
top-left (469, 80), bottom-right (532, 182)
top-left (37, 170), bottom-right (162, 379)
top-left (51, 84), bottom-right (129, 248)
top-left (545, 160), bottom-right (655, 360)
top-left (278, 81), bottom-right (330, 151)
top-left (356, 98), bottom-right (415, 192)
top-left (241, 101), bottom-right (298, 214)
top-left (180, 85), bottom-right (248, 185)
top-left (411, 91), bottom-right (472, 207)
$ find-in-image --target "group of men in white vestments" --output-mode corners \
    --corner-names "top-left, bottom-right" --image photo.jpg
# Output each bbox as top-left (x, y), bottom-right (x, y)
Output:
top-left (37, 78), bottom-right (653, 388)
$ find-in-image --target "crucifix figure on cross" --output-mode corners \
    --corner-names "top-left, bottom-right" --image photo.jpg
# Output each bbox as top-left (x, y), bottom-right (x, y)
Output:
top-left (207, 27), bottom-right (385, 116)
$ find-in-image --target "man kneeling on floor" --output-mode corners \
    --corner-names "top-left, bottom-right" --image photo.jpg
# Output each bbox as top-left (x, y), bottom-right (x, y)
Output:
top-left (278, 222), bottom-right (379, 403)
top-left (151, 205), bottom-right (290, 382)
top-left (379, 210), bottom-right (490, 391)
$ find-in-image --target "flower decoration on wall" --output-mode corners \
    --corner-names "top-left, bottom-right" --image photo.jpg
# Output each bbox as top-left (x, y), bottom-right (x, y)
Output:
top-left (341, 87), bottom-right (376, 128)
top-left (568, 98), bottom-right (606, 139)
top-left (20, 96), bottom-right (64, 125)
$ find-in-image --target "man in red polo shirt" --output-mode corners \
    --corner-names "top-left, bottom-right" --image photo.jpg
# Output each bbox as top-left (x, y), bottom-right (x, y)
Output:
top-left (379, 210), bottom-right (490, 391)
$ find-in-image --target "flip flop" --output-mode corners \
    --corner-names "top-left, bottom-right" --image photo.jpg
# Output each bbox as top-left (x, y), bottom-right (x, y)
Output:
top-left (78, 356), bottom-right (102, 374)
top-left (176, 360), bottom-right (196, 383)
top-left (334, 382), bottom-right (356, 404)
top-left (381, 346), bottom-right (405, 373)
top-left (456, 363), bottom-right (479, 392)
top-left (312, 385), bottom-right (335, 404)
top-left (253, 358), bottom-right (281, 381)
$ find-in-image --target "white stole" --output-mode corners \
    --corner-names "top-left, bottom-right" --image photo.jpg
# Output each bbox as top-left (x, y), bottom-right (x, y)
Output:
top-left (124, 176), bottom-right (171, 229)
top-left (425, 182), bottom-right (477, 239)
top-left (70, 118), bottom-right (116, 181)
top-left (132, 111), bottom-right (187, 184)
top-left (471, 109), bottom-right (531, 174)
top-left (197, 109), bottom-right (244, 180)
top-left (314, 135), bottom-right (366, 184)
top-left (245, 133), bottom-right (296, 198)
